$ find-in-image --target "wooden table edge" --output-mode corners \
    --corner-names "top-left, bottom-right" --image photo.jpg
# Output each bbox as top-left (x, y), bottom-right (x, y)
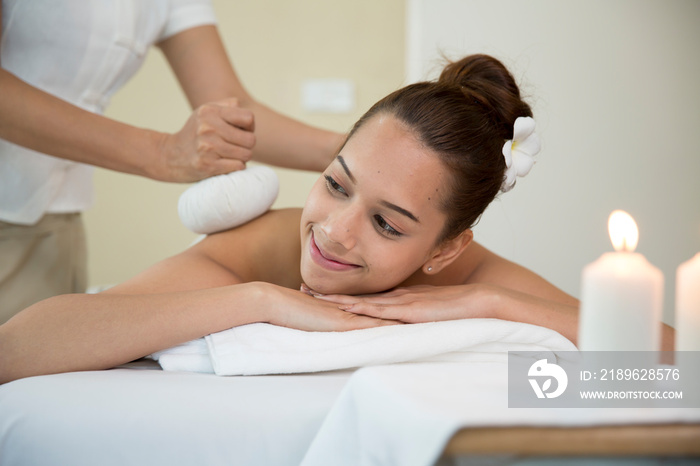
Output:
top-left (442, 423), bottom-right (700, 457)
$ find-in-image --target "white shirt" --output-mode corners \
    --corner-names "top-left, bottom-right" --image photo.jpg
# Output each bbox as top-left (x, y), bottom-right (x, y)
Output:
top-left (0, 0), bottom-right (216, 225)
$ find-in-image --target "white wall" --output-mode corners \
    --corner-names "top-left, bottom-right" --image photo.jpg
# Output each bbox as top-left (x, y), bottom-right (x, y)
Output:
top-left (407, 0), bottom-right (700, 324)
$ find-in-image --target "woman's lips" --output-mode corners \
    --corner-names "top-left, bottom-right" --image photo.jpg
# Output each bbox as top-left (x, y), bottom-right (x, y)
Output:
top-left (309, 231), bottom-right (360, 272)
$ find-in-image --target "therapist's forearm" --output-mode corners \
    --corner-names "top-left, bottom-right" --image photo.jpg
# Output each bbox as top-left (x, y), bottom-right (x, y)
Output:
top-left (0, 69), bottom-right (167, 179)
top-left (159, 25), bottom-right (344, 173)
top-left (247, 101), bottom-right (344, 172)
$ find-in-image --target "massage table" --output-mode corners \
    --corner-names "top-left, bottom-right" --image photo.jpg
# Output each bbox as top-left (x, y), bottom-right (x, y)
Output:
top-left (2, 358), bottom-right (698, 466)
top-left (0, 360), bottom-right (349, 465)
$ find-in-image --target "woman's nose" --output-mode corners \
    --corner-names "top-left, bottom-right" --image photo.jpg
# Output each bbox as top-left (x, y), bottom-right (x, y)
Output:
top-left (321, 204), bottom-right (359, 250)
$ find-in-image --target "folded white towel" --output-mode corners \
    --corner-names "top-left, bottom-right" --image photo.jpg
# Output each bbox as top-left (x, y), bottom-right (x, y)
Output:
top-left (150, 339), bottom-right (213, 373)
top-left (149, 318), bottom-right (577, 376)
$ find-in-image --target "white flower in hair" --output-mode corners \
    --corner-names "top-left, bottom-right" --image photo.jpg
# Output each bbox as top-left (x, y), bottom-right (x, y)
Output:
top-left (501, 116), bottom-right (540, 192)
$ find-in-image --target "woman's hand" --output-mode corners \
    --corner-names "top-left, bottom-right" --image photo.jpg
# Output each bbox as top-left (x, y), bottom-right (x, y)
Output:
top-left (254, 282), bottom-right (400, 332)
top-left (306, 283), bottom-right (588, 348)
top-left (302, 283), bottom-right (497, 324)
top-left (155, 98), bottom-right (256, 182)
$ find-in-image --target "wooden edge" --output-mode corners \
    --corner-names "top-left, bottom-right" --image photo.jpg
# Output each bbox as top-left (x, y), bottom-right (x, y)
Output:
top-left (442, 424), bottom-right (700, 457)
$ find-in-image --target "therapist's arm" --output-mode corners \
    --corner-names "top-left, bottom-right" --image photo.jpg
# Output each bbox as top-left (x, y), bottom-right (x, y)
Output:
top-left (159, 25), bottom-right (344, 172)
top-left (0, 6), bottom-right (255, 182)
top-left (0, 70), bottom-right (255, 182)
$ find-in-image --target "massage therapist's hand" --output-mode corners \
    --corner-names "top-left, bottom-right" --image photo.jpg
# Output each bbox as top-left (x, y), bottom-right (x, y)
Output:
top-left (250, 282), bottom-right (399, 332)
top-left (155, 98), bottom-right (256, 182)
top-left (307, 284), bottom-right (498, 324)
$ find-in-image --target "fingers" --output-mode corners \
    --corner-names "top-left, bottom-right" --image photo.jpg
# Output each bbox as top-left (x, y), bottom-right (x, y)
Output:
top-left (212, 122), bottom-right (255, 154)
top-left (197, 126), bottom-right (254, 168)
top-left (298, 285), bottom-right (440, 325)
top-left (339, 302), bottom-right (396, 320)
top-left (191, 135), bottom-right (248, 177)
top-left (161, 98), bottom-right (260, 181)
top-left (339, 300), bottom-right (428, 324)
top-left (207, 158), bottom-right (246, 176)
top-left (195, 104), bottom-right (255, 153)
top-left (185, 102), bottom-right (256, 177)
top-left (313, 292), bottom-right (410, 307)
top-left (218, 99), bottom-right (255, 132)
top-left (312, 293), bottom-right (359, 305)
top-left (343, 312), bottom-right (403, 330)
top-left (297, 284), bottom-right (401, 329)
top-left (313, 286), bottom-right (429, 303)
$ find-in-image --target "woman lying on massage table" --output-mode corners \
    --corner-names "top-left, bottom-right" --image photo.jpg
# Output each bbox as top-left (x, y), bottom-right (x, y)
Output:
top-left (0, 54), bottom-right (674, 384)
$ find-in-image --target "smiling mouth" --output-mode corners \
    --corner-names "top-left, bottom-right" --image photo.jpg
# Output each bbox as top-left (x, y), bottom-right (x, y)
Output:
top-left (309, 231), bottom-right (360, 271)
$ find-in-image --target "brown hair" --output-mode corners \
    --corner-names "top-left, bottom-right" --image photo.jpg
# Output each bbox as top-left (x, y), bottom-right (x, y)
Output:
top-left (347, 54), bottom-right (533, 242)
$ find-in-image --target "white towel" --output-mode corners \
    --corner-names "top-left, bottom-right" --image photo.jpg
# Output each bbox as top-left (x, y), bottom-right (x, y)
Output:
top-left (150, 339), bottom-right (214, 373)
top-left (149, 318), bottom-right (577, 376)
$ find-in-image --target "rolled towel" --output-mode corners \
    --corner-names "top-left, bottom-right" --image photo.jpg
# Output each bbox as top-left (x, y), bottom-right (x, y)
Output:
top-left (178, 165), bottom-right (279, 234)
top-left (150, 318), bottom-right (578, 376)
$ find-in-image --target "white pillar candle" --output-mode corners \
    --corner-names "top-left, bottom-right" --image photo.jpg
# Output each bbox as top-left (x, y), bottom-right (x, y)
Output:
top-left (676, 253), bottom-right (700, 351)
top-left (579, 210), bottom-right (664, 351)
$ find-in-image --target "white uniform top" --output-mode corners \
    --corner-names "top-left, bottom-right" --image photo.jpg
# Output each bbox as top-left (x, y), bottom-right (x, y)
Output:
top-left (0, 0), bottom-right (216, 225)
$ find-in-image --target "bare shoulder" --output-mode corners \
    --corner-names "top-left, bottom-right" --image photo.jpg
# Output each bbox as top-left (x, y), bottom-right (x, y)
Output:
top-left (421, 239), bottom-right (576, 306)
top-left (193, 208), bottom-right (303, 287)
top-left (435, 240), bottom-right (489, 285)
top-left (462, 241), bottom-right (578, 305)
top-left (105, 209), bottom-right (302, 295)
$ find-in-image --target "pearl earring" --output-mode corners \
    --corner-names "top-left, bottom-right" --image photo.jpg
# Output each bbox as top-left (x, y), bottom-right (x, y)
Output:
top-left (427, 266), bottom-right (433, 272)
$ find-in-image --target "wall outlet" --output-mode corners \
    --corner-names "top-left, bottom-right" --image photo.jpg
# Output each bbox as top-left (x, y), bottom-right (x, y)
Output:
top-left (301, 79), bottom-right (355, 114)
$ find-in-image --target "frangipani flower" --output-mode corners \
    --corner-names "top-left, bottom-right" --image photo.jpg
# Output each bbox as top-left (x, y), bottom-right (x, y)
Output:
top-left (501, 116), bottom-right (540, 192)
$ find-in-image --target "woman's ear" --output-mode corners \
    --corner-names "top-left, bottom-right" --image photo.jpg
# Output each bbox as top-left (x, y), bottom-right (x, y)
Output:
top-left (423, 229), bottom-right (473, 274)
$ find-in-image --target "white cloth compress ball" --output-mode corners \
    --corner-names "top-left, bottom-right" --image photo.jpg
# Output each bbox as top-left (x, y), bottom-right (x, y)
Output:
top-left (178, 165), bottom-right (280, 234)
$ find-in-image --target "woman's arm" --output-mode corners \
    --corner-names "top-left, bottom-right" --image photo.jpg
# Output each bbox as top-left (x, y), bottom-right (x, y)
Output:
top-left (463, 242), bottom-right (580, 343)
top-left (311, 241), bottom-right (577, 332)
top-left (463, 243), bottom-right (674, 350)
top-left (0, 279), bottom-right (391, 385)
top-left (0, 281), bottom-right (259, 384)
top-left (0, 211), bottom-right (392, 384)
top-left (313, 282), bottom-right (579, 344)
top-left (311, 242), bottom-right (675, 350)
top-left (159, 25), bottom-right (344, 172)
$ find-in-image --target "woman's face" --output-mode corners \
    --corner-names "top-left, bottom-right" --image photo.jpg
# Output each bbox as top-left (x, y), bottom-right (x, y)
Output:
top-left (299, 114), bottom-right (451, 295)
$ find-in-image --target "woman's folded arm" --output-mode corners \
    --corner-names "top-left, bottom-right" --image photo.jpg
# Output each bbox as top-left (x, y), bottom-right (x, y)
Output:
top-left (0, 283), bottom-right (268, 384)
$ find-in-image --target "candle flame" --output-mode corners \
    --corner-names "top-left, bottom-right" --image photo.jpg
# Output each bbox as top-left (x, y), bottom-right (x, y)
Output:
top-left (608, 210), bottom-right (639, 252)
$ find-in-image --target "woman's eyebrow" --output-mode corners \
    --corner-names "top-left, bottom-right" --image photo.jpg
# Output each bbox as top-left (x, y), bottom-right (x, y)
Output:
top-left (336, 155), bottom-right (356, 183)
top-left (380, 201), bottom-right (419, 223)
top-left (336, 155), bottom-right (419, 223)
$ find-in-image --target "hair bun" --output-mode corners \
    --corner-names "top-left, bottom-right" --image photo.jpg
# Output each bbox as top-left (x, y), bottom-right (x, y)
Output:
top-left (438, 54), bottom-right (532, 135)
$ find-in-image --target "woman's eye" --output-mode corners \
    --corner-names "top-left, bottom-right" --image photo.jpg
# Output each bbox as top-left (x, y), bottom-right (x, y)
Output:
top-left (374, 215), bottom-right (402, 237)
top-left (324, 175), bottom-right (347, 196)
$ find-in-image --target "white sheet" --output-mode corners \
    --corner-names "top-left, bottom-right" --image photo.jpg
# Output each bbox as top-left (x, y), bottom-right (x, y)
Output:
top-left (0, 362), bottom-right (351, 466)
top-left (151, 318), bottom-right (578, 375)
top-left (302, 361), bottom-right (700, 466)
top-left (2, 359), bottom-right (697, 466)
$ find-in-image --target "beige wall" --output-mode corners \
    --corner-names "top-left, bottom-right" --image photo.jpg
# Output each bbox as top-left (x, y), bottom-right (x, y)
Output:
top-left (85, 0), bottom-right (405, 287)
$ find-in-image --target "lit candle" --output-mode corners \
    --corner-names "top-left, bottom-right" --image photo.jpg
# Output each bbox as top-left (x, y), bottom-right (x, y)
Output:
top-left (676, 253), bottom-right (700, 351)
top-left (579, 210), bottom-right (664, 351)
